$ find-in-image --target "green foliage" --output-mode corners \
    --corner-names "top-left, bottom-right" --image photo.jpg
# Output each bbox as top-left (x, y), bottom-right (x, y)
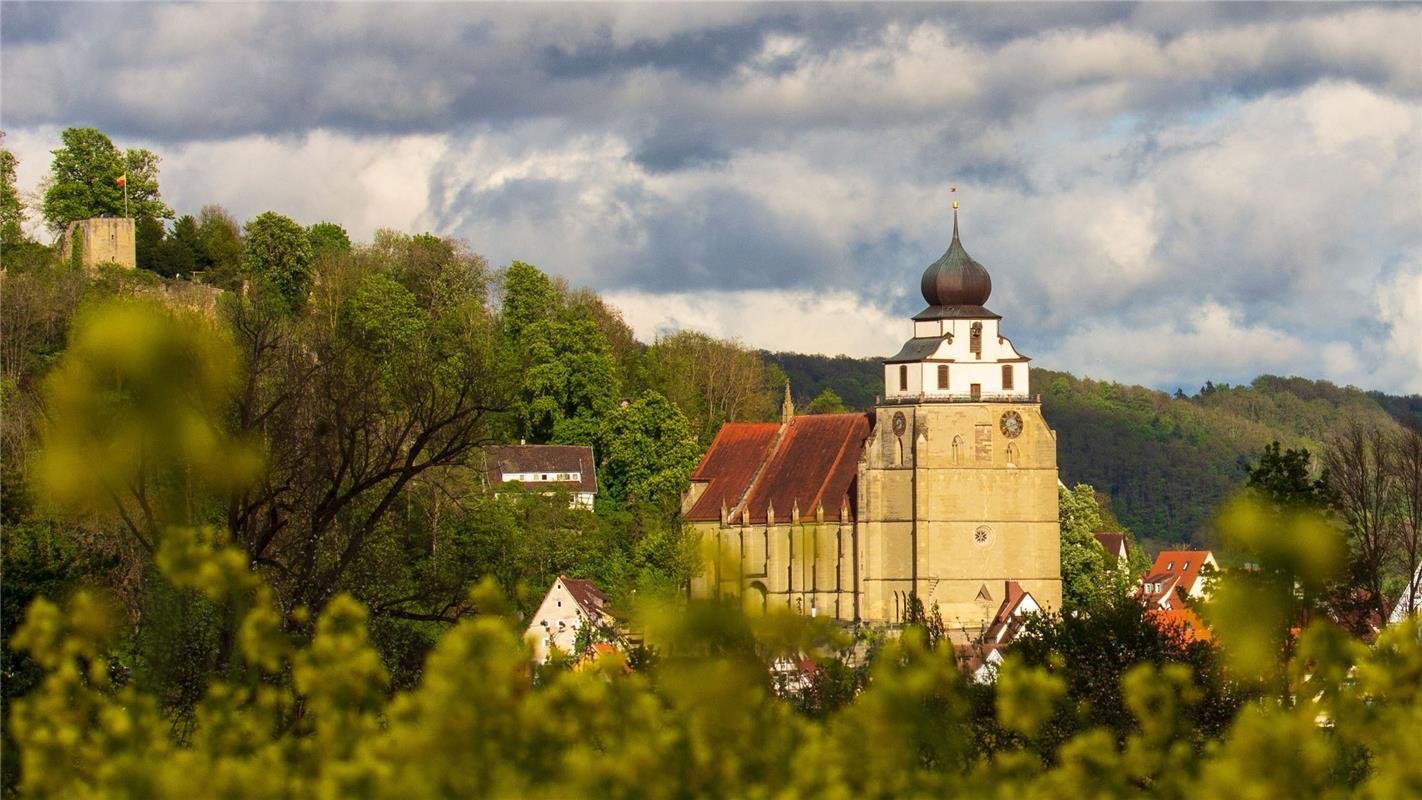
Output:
top-left (1246, 441), bottom-right (1337, 511)
top-left (519, 316), bottom-right (621, 444)
top-left (67, 226), bottom-right (84, 271)
top-left (803, 387), bottom-right (848, 415)
top-left (135, 214), bottom-right (166, 271)
top-left (196, 205), bottom-right (244, 286)
top-left (1058, 484), bottom-right (1137, 611)
top-left (1005, 597), bottom-right (1242, 750)
top-left (308, 221), bottom-right (352, 258)
top-left (500, 259), bottom-right (560, 343)
top-left (763, 351), bottom-right (882, 411)
top-left (242, 211), bottom-right (314, 311)
top-left (42, 127), bottom-right (172, 230)
top-left (32, 298), bottom-right (263, 541)
top-left (10, 406), bottom-right (1422, 798)
top-left (0, 130), bottom-right (25, 245)
top-left (597, 390), bottom-right (700, 508)
top-left (148, 214), bottom-right (202, 278)
top-left (643, 331), bottom-right (779, 444)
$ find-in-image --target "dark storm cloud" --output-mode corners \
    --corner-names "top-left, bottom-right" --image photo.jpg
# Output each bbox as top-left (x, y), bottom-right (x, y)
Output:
top-left (631, 121), bottom-right (732, 173)
top-left (3, 2), bottom-right (1418, 391)
top-left (4, 2), bottom-right (1415, 145)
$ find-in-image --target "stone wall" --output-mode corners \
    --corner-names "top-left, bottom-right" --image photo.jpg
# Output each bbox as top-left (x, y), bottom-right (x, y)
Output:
top-left (59, 218), bottom-right (136, 270)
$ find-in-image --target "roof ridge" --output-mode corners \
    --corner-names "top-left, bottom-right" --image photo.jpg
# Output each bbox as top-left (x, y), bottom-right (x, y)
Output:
top-left (731, 419), bottom-right (795, 521)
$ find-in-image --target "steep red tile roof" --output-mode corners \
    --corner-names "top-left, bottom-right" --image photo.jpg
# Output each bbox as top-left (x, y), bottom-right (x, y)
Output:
top-left (1146, 550), bottom-right (1213, 597)
top-left (743, 414), bottom-right (871, 522)
top-left (685, 422), bottom-right (781, 521)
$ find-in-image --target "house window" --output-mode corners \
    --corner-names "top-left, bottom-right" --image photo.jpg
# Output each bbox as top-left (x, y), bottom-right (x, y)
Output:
top-left (899, 365), bottom-right (908, 391)
top-left (937, 364), bottom-right (948, 390)
top-left (1167, 561), bottom-right (1174, 570)
top-left (1002, 364), bottom-right (1014, 390)
top-left (1183, 561), bottom-right (1190, 570)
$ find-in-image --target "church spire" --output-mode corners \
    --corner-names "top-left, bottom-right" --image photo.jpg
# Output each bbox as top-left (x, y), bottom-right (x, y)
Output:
top-left (781, 380), bottom-right (794, 423)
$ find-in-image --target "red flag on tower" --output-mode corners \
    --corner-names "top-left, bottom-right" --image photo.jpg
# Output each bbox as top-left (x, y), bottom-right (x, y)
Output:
top-left (116, 175), bottom-right (126, 187)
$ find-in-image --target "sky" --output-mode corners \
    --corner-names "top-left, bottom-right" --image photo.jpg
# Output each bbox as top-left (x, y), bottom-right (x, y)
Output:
top-left (3, 2), bottom-right (1420, 395)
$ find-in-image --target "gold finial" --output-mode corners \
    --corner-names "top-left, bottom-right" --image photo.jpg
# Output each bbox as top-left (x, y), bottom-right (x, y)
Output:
top-left (950, 184), bottom-right (958, 210)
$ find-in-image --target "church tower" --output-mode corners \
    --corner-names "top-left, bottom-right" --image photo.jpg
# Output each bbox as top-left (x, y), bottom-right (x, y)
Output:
top-left (857, 203), bottom-right (1061, 632)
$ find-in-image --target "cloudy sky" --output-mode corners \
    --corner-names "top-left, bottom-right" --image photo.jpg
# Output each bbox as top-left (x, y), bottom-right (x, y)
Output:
top-left (4, 2), bottom-right (1420, 394)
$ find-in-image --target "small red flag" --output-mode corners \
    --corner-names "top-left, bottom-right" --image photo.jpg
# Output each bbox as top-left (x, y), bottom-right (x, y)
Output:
top-left (116, 175), bottom-right (126, 187)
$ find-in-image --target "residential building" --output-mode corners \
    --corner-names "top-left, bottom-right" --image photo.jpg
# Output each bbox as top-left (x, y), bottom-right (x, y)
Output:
top-left (525, 575), bottom-right (613, 663)
top-left (1138, 550), bottom-right (1217, 610)
top-left (485, 444), bottom-right (597, 510)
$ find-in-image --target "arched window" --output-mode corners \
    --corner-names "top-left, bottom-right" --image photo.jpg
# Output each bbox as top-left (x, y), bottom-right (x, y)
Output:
top-left (1006, 442), bottom-right (1019, 467)
top-left (745, 582), bottom-right (768, 615)
top-left (970, 322), bottom-right (983, 356)
top-left (951, 435), bottom-right (963, 465)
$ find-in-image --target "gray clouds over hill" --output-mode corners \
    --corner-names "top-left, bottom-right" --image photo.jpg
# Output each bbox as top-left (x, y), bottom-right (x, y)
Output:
top-left (3, 2), bottom-right (1420, 393)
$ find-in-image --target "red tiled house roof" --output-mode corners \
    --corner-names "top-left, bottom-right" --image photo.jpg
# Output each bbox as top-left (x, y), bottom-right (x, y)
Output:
top-left (685, 414), bottom-right (871, 524)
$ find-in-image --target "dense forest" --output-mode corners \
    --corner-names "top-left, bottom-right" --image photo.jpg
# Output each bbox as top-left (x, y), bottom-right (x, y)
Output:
top-left (768, 351), bottom-right (1419, 549)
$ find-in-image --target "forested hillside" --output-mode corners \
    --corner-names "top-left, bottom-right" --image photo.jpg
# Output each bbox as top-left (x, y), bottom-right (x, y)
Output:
top-left (764, 352), bottom-right (1417, 548)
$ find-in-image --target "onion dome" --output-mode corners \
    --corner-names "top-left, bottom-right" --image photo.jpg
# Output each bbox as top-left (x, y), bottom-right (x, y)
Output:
top-left (919, 209), bottom-right (992, 308)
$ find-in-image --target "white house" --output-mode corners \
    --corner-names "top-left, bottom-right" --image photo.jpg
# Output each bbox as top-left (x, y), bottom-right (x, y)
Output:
top-left (964, 581), bottom-right (1042, 684)
top-left (485, 444), bottom-right (597, 510)
top-left (525, 575), bottom-right (613, 663)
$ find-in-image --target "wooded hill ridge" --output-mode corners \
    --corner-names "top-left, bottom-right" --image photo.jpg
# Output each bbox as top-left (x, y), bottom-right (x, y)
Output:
top-left (767, 350), bottom-right (1420, 549)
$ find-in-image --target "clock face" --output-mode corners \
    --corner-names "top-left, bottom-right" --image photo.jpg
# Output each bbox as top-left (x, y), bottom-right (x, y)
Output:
top-left (892, 412), bottom-right (907, 437)
top-left (999, 410), bottom-right (1023, 438)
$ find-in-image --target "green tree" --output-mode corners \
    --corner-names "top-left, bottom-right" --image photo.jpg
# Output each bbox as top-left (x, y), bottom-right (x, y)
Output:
top-left (804, 387), bottom-right (847, 415)
top-left (1245, 441), bottom-right (1336, 511)
top-left (196, 205), bottom-right (243, 285)
top-left (242, 211), bottom-right (313, 310)
top-left (152, 214), bottom-right (202, 278)
top-left (643, 331), bottom-right (779, 443)
top-left (135, 214), bottom-right (166, 271)
top-left (519, 316), bottom-right (621, 445)
top-left (501, 260), bottom-right (560, 344)
top-left (597, 390), bottom-right (701, 508)
top-left (1058, 484), bottom-right (1139, 611)
top-left (308, 221), bottom-right (352, 259)
top-left (1, 131), bottom-right (25, 245)
top-left (41, 127), bottom-right (172, 230)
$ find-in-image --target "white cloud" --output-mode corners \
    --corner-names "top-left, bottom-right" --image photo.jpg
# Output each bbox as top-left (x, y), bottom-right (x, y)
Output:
top-left (603, 289), bottom-right (906, 359)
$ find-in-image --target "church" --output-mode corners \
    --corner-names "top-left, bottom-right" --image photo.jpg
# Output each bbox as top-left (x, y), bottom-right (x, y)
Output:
top-left (683, 207), bottom-right (1061, 637)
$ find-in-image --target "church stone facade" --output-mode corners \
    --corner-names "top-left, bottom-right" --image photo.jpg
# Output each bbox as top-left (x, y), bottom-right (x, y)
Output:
top-left (684, 211), bottom-right (1061, 637)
